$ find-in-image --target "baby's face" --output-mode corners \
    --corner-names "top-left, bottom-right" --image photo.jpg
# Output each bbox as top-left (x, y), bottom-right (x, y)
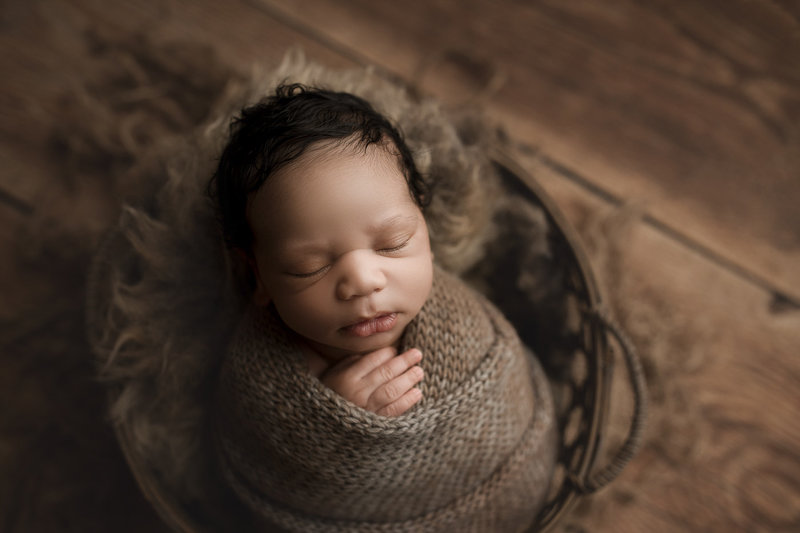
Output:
top-left (247, 143), bottom-right (433, 362)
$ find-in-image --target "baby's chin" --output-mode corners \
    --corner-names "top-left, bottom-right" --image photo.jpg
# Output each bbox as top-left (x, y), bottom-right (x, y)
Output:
top-left (306, 332), bottom-right (405, 363)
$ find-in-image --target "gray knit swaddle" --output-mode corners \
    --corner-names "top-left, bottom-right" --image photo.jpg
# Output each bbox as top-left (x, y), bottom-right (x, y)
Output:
top-left (215, 266), bottom-right (557, 532)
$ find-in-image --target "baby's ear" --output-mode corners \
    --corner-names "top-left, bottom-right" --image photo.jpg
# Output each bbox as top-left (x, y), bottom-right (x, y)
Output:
top-left (235, 248), bottom-right (271, 306)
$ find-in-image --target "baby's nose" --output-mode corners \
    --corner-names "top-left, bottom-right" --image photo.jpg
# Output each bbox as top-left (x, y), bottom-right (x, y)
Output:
top-left (335, 250), bottom-right (387, 300)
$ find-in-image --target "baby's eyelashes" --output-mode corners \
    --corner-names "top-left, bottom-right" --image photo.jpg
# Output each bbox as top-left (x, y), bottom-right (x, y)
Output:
top-left (377, 237), bottom-right (411, 255)
top-left (286, 264), bottom-right (330, 278)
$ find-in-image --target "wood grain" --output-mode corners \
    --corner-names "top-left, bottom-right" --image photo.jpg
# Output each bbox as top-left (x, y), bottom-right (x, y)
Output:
top-left (522, 148), bottom-right (800, 532)
top-left (0, 0), bottom-right (353, 208)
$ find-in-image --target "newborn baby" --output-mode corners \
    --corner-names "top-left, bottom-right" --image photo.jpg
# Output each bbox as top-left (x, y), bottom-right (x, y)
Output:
top-left (211, 84), bottom-right (557, 532)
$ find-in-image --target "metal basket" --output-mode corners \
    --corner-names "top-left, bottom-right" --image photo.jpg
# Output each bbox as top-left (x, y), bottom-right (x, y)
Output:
top-left (107, 149), bottom-right (647, 533)
top-left (488, 150), bottom-right (648, 531)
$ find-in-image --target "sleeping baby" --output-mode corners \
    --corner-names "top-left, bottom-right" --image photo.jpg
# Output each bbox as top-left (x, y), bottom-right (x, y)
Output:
top-left (210, 83), bottom-right (557, 532)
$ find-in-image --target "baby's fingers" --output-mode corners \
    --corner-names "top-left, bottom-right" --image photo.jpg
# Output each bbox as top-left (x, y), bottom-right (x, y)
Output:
top-left (351, 346), bottom-right (398, 376)
top-left (367, 364), bottom-right (424, 413)
top-left (366, 348), bottom-right (422, 389)
top-left (375, 387), bottom-right (423, 417)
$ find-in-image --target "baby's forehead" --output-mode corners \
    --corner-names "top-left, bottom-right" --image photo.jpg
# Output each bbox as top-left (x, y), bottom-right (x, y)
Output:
top-left (247, 140), bottom-right (420, 243)
top-left (254, 142), bottom-right (409, 204)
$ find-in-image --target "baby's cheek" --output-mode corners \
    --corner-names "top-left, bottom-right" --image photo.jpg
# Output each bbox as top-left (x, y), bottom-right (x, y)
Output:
top-left (402, 259), bottom-right (433, 305)
top-left (275, 290), bottom-right (336, 335)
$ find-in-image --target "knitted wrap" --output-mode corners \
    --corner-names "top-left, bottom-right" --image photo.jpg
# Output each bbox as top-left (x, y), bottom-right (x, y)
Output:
top-left (215, 266), bottom-right (557, 532)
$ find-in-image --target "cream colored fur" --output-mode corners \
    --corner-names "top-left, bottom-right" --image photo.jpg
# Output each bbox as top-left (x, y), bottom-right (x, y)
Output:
top-left (87, 50), bottom-right (509, 502)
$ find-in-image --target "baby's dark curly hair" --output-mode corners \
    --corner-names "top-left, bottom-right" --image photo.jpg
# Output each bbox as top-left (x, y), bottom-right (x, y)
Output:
top-left (208, 83), bottom-right (428, 254)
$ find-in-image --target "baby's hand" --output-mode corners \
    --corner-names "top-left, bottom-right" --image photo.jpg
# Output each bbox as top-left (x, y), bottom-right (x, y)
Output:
top-left (320, 347), bottom-right (424, 417)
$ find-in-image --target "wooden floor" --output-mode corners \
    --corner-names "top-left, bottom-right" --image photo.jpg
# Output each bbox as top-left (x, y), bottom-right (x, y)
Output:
top-left (1, 1), bottom-right (798, 531)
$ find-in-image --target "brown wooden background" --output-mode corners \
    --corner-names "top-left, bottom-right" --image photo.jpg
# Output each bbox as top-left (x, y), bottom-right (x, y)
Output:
top-left (1, 1), bottom-right (798, 532)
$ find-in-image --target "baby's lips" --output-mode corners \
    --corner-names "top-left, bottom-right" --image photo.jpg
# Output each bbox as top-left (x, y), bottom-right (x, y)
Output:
top-left (342, 313), bottom-right (398, 337)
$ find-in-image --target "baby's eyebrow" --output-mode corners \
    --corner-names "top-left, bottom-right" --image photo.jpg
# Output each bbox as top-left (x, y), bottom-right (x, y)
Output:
top-left (280, 241), bottom-right (328, 257)
top-left (369, 214), bottom-right (418, 234)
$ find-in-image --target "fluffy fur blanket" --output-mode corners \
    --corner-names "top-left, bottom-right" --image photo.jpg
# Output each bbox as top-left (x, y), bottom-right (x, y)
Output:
top-left (216, 266), bottom-right (556, 531)
top-left (84, 49), bottom-right (558, 530)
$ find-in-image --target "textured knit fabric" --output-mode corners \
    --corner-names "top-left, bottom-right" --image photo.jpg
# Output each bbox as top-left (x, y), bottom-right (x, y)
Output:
top-left (214, 265), bottom-right (557, 532)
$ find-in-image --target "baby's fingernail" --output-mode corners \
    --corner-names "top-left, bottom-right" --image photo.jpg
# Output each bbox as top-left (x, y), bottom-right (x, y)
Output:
top-left (412, 366), bottom-right (424, 379)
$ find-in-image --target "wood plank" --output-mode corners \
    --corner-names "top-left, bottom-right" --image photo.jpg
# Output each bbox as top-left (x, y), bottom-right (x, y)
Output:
top-left (0, 0), bottom-right (355, 207)
top-left (256, 0), bottom-right (800, 304)
top-left (517, 148), bottom-right (800, 532)
top-left (67, 0), bottom-right (355, 70)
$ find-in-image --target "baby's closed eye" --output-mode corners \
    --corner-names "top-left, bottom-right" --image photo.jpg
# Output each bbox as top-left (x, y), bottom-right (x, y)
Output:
top-left (286, 265), bottom-right (330, 278)
top-left (377, 237), bottom-right (411, 254)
